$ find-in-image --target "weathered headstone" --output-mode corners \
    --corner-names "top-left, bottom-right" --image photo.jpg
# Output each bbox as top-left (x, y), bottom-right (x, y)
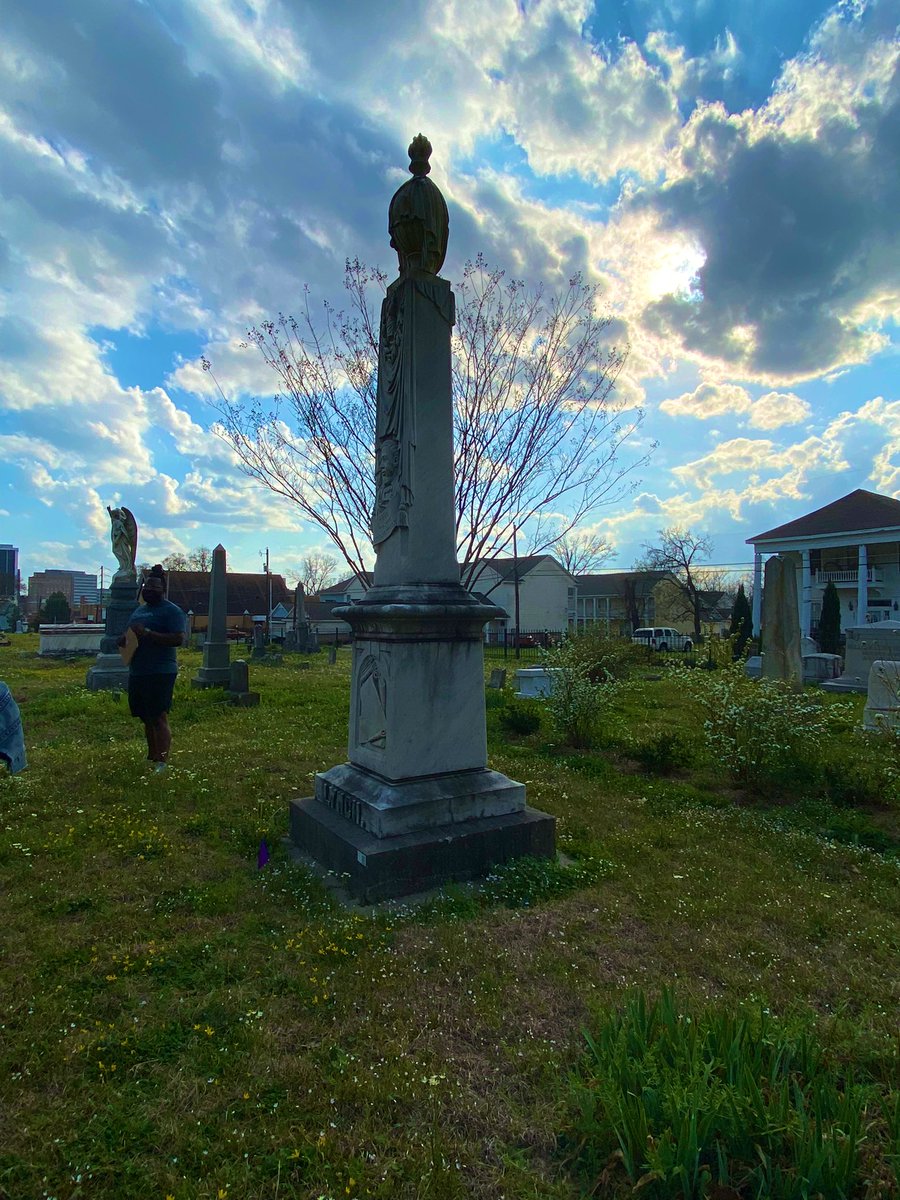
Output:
top-left (86, 505), bottom-right (140, 691)
top-left (862, 660), bottom-right (900, 732)
top-left (760, 555), bottom-right (802, 689)
top-left (251, 624), bottom-right (267, 661)
top-left (821, 623), bottom-right (900, 693)
top-left (192, 544), bottom-right (231, 688)
top-left (488, 668), bottom-right (506, 689)
top-left (289, 135), bottom-right (554, 902)
top-left (327, 644), bottom-right (337, 664)
top-left (228, 658), bottom-right (260, 707)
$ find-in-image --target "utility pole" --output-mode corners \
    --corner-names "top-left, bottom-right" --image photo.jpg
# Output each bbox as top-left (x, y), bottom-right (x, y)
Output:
top-left (512, 526), bottom-right (521, 660)
top-left (262, 547), bottom-right (273, 632)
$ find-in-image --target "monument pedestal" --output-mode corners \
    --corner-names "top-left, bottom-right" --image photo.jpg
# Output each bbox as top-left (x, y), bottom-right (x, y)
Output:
top-left (290, 796), bottom-right (554, 904)
top-left (821, 624), bottom-right (900, 694)
top-left (86, 574), bottom-right (139, 691)
top-left (289, 584), bottom-right (555, 902)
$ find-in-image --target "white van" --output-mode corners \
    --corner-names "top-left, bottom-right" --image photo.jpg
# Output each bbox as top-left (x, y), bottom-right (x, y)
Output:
top-left (632, 627), bottom-right (693, 652)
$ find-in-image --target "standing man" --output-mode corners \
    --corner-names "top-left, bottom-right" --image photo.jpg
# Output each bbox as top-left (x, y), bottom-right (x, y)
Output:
top-left (120, 565), bottom-right (186, 771)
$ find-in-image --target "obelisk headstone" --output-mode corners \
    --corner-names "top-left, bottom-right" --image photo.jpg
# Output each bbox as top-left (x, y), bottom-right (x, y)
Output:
top-left (289, 135), bottom-right (555, 902)
top-left (761, 555), bottom-right (803, 689)
top-left (192, 544), bottom-right (231, 688)
top-left (86, 505), bottom-right (140, 691)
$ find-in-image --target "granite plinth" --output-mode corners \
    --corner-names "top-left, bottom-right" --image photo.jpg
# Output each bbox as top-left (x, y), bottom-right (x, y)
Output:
top-left (192, 656), bottom-right (231, 689)
top-left (314, 761), bottom-right (525, 838)
top-left (821, 625), bottom-right (900, 694)
top-left (86, 652), bottom-right (129, 691)
top-left (289, 795), bottom-right (555, 904)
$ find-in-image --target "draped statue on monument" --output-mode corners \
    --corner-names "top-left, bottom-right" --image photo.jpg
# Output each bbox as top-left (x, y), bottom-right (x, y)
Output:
top-left (372, 134), bottom-right (455, 549)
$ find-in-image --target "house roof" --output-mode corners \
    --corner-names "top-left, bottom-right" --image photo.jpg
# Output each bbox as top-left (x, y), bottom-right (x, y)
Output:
top-left (321, 571), bottom-right (374, 597)
top-left (471, 554), bottom-right (573, 583)
top-left (749, 489), bottom-right (900, 544)
top-left (165, 571), bottom-right (292, 616)
top-left (322, 556), bottom-right (574, 596)
top-left (575, 569), bottom-right (668, 596)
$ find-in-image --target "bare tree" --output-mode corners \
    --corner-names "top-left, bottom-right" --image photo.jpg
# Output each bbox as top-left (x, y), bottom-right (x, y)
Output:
top-left (553, 530), bottom-right (615, 576)
top-left (162, 547), bottom-right (213, 572)
top-left (636, 528), bottom-right (715, 641)
top-left (211, 256), bottom-right (649, 589)
top-left (297, 552), bottom-right (338, 596)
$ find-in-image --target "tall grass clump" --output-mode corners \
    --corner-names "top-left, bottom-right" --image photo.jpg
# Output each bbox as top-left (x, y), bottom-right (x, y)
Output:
top-left (568, 990), bottom-right (889, 1199)
top-left (676, 662), bottom-right (850, 794)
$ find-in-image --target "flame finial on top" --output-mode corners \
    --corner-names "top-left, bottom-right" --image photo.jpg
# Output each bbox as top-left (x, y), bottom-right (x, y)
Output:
top-left (389, 133), bottom-right (448, 276)
top-left (407, 133), bottom-right (432, 177)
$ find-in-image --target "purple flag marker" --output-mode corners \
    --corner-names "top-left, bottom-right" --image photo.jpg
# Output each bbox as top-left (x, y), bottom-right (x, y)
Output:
top-left (257, 839), bottom-right (270, 869)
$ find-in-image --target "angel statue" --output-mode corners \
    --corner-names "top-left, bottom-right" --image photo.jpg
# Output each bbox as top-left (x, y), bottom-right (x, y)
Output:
top-left (107, 505), bottom-right (138, 579)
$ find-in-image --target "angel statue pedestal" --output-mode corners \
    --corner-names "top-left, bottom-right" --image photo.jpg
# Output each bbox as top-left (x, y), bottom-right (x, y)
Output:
top-left (288, 136), bottom-right (555, 902)
top-left (86, 505), bottom-right (141, 692)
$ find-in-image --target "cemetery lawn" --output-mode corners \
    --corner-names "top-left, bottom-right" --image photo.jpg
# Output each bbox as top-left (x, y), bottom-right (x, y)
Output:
top-left (0, 637), bottom-right (897, 1200)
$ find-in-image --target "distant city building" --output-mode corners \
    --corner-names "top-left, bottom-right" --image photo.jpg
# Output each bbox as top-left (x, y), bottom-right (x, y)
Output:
top-left (0, 544), bottom-right (18, 600)
top-left (27, 569), bottom-right (99, 614)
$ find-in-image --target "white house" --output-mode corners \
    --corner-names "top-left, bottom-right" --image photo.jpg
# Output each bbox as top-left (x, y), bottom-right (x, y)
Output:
top-left (319, 556), bottom-right (576, 639)
top-left (747, 489), bottom-right (900, 638)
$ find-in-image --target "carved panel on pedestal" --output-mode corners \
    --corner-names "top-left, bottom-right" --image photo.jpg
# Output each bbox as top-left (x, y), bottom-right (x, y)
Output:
top-left (354, 651), bottom-right (388, 751)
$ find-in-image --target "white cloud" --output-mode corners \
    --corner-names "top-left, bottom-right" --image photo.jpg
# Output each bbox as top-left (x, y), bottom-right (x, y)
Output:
top-left (747, 391), bottom-right (811, 430)
top-left (660, 382), bottom-right (752, 419)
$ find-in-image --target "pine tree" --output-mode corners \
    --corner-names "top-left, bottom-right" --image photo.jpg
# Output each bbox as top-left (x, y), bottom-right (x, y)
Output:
top-left (729, 583), bottom-right (753, 657)
top-left (40, 591), bottom-right (71, 624)
top-left (819, 580), bottom-right (842, 654)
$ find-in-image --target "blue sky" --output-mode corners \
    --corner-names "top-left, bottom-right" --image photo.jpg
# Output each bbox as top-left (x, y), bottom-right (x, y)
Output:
top-left (1, 0), bottom-right (898, 589)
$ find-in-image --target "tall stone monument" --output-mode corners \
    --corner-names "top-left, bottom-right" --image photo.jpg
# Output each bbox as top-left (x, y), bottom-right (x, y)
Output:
top-left (761, 555), bottom-right (803, 689)
top-left (86, 505), bottom-right (140, 691)
top-left (192, 543), bottom-right (231, 688)
top-left (289, 135), bottom-right (555, 902)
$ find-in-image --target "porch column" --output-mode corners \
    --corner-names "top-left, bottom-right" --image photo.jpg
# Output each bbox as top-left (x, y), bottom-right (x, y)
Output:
top-left (801, 549), bottom-right (811, 638)
top-left (752, 551), bottom-right (762, 638)
top-left (856, 544), bottom-right (868, 625)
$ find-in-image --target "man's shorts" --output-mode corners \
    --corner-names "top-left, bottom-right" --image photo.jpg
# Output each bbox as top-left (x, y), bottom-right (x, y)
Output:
top-left (128, 673), bottom-right (177, 721)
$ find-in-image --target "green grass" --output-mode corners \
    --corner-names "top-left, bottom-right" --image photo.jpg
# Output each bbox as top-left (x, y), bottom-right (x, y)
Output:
top-left (0, 638), bottom-right (897, 1199)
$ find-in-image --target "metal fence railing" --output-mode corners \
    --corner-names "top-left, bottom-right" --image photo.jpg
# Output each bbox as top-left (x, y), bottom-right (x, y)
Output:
top-left (482, 628), bottom-right (564, 662)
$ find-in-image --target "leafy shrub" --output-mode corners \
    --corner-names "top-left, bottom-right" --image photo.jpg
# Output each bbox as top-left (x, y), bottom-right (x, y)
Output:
top-left (631, 730), bottom-right (696, 775)
top-left (541, 640), bottom-right (623, 749)
top-left (498, 697), bottom-right (542, 736)
top-left (676, 662), bottom-right (851, 795)
top-left (822, 749), bottom-right (900, 810)
top-left (561, 627), bottom-right (642, 681)
top-left (568, 989), bottom-right (886, 1199)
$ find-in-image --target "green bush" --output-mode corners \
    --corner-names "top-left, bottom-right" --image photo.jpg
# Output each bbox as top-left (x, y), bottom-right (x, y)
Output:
top-left (567, 989), bottom-right (887, 1199)
top-left (561, 627), bottom-right (643, 681)
top-left (498, 697), bottom-right (542, 736)
top-left (541, 640), bottom-right (624, 749)
top-left (631, 730), bottom-right (696, 775)
top-left (677, 663), bottom-right (851, 795)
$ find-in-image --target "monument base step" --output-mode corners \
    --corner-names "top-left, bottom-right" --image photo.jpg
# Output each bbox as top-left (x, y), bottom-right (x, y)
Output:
top-left (288, 796), bottom-right (556, 904)
top-left (819, 677), bottom-right (868, 693)
top-left (85, 654), bottom-right (129, 691)
top-left (228, 691), bottom-right (260, 707)
top-left (192, 671), bottom-right (231, 688)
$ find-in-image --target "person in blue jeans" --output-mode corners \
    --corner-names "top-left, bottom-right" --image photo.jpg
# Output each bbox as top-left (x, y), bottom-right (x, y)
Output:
top-left (119, 565), bottom-right (186, 771)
